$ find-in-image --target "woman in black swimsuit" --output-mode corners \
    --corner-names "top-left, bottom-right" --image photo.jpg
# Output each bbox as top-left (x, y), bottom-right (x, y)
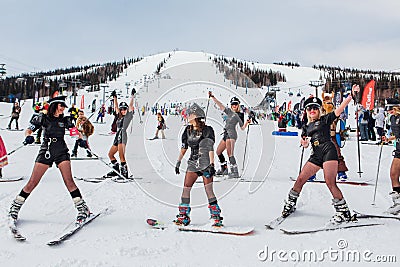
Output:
top-left (8, 96), bottom-right (91, 225)
top-left (174, 103), bottom-right (222, 227)
top-left (282, 85), bottom-right (360, 224)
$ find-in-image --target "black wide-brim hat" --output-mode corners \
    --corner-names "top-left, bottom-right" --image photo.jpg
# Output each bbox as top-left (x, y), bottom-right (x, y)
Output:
top-left (48, 96), bottom-right (68, 108)
top-left (385, 98), bottom-right (400, 111)
top-left (304, 97), bottom-right (322, 108)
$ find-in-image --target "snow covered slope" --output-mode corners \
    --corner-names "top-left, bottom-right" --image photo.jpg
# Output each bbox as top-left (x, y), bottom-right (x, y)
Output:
top-left (0, 51), bottom-right (398, 266)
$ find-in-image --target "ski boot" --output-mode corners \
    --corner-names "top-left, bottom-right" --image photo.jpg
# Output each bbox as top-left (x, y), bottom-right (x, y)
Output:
top-left (0, 168), bottom-right (2, 178)
top-left (215, 163), bottom-right (228, 176)
top-left (173, 203), bottom-right (191, 226)
top-left (120, 164), bottom-right (129, 178)
top-left (330, 198), bottom-right (354, 224)
top-left (71, 150), bottom-right (78, 157)
top-left (282, 189), bottom-right (299, 218)
top-left (387, 191), bottom-right (400, 215)
top-left (6, 126), bottom-right (11, 130)
top-left (105, 162), bottom-right (119, 177)
top-left (208, 203), bottom-right (223, 227)
top-left (87, 150), bottom-right (92, 158)
top-left (9, 196), bottom-right (25, 220)
top-left (307, 174), bottom-right (316, 181)
top-left (337, 172), bottom-right (348, 181)
top-left (228, 164), bottom-right (239, 178)
top-left (73, 197), bottom-right (91, 225)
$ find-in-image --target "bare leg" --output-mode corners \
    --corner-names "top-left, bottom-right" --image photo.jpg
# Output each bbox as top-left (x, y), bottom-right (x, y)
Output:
top-left (108, 145), bottom-right (118, 161)
top-left (181, 172), bottom-right (199, 201)
top-left (203, 176), bottom-right (216, 202)
top-left (118, 144), bottom-right (126, 162)
top-left (58, 160), bottom-right (78, 192)
top-left (216, 140), bottom-right (226, 156)
top-left (23, 162), bottom-right (49, 193)
top-left (390, 158), bottom-right (400, 188)
top-left (322, 160), bottom-right (343, 200)
top-left (225, 139), bottom-right (236, 157)
top-left (292, 161), bottom-right (320, 193)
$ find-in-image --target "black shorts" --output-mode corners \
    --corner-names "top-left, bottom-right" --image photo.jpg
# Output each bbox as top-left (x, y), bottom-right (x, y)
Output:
top-left (308, 141), bottom-right (338, 168)
top-left (35, 140), bottom-right (70, 167)
top-left (222, 130), bottom-right (238, 141)
top-left (394, 150), bottom-right (400, 159)
top-left (113, 130), bottom-right (128, 146)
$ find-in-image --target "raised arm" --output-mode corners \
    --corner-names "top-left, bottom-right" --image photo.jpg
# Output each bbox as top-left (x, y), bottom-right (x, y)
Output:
top-left (129, 88), bottom-right (136, 112)
top-left (209, 91), bottom-right (225, 111)
top-left (334, 84), bottom-right (360, 117)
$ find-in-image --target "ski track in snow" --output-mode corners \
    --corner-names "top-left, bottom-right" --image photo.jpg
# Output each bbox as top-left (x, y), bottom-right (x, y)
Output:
top-left (0, 51), bottom-right (399, 266)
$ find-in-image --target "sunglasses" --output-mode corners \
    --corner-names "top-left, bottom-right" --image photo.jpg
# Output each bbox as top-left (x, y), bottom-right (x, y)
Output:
top-left (231, 103), bottom-right (239, 106)
top-left (306, 105), bottom-right (320, 111)
top-left (120, 107), bottom-right (128, 111)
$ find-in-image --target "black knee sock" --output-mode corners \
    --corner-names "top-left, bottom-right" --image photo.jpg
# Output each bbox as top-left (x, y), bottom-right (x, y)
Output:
top-left (19, 190), bottom-right (30, 200)
top-left (218, 154), bottom-right (226, 164)
top-left (393, 187), bottom-right (400, 194)
top-left (70, 188), bottom-right (82, 199)
top-left (209, 199), bottom-right (218, 205)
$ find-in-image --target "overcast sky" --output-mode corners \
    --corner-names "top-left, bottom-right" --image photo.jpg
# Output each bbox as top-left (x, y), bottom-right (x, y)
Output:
top-left (1, 0), bottom-right (400, 76)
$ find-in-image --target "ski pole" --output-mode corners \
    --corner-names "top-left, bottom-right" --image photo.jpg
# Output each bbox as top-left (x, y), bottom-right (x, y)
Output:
top-left (87, 95), bottom-right (113, 120)
top-left (299, 147), bottom-right (305, 175)
top-left (355, 109), bottom-right (363, 179)
top-left (7, 144), bottom-right (25, 156)
top-left (372, 142), bottom-right (384, 205)
top-left (85, 148), bottom-right (130, 180)
top-left (205, 96), bottom-right (211, 123)
top-left (242, 125), bottom-right (250, 172)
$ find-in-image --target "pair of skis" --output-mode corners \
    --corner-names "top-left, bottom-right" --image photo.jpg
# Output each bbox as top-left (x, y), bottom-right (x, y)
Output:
top-left (8, 209), bottom-right (106, 245)
top-left (265, 210), bottom-right (398, 235)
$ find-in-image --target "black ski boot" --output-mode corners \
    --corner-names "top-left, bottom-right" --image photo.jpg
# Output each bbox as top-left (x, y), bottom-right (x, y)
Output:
top-left (228, 164), bottom-right (239, 178)
top-left (330, 198), bottom-right (354, 224)
top-left (120, 163), bottom-right (129, 178)
top-left (282, 189), bottom-right (299, 217)
top-left (105, 162), bottom-right (119, 177)
top-left (71, 150), bottom-right (77, 157)
top-left (215, 163), bottom-right (228, 176)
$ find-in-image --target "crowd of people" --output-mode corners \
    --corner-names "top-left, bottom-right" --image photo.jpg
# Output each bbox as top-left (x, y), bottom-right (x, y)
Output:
top-left (1, 86), bottom-right (400, 231)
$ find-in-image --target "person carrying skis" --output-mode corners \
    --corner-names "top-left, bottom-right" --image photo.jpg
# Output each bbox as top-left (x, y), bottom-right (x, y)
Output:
top-left (8, 96), bottom-right (91, 225)
top-left (382, 98), bottom-right (400, 214)
top-left (174, 103), bottom-right (222, 227)
top-left (105, 89), bottom-right (135, 178)
top-left (209, 92), bottom-right (251, 178)
top-left (7, 102), bottom-right (22, 130)
top-left (151, 112), bottom-right (166, 139)
top-left (281, 84), bottom-right (360, 224)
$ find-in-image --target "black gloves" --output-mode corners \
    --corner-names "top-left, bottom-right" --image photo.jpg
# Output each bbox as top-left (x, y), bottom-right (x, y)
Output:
top-left (23, 136), bottom-right (34, 145)
top-left (208, 91), bottom-right (214, 98)
top-left (203, 163), bottom-right (216, 178)
top-left (175, 161), bottom-right (181, 175)
top-left (131, 88), bottom-right (136, 96)
top-left (78, 139), bottom-right (88, 149)
top-left (111, 90), bottom-right (117, 98)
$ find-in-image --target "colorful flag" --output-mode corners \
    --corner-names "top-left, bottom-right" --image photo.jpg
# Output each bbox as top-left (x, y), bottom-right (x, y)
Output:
top-left (361, 80), bottom-right (375, 110)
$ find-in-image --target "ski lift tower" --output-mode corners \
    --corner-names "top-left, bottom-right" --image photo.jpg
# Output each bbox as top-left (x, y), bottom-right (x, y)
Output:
top-left (309, 80), bottom-right (324, 97)
top-left (0, 64), bottom-right (6, 79)
top-left (125, 82), bottom-right (131, 95)
top-left (100, 83), bottom-right (109, 106)
top-left (69, 79), bottom-right (81, 105)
